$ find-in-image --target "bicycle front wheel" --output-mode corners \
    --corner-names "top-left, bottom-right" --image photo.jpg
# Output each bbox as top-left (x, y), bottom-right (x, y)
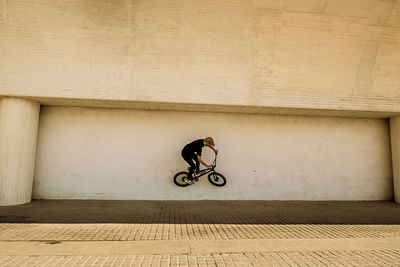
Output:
top-left (173, 171), bottom-right (191, 187)
top-left (208, 172), bottom-right (227, 187)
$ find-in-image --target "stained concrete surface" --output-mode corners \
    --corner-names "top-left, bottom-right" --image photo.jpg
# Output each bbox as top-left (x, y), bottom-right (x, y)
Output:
top-left (1, 200), bottom-right (400, 224)
top-left (1, 200), bottom-right (400, 266)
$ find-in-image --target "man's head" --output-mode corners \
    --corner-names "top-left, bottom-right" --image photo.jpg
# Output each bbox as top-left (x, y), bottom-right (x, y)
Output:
top-left (204, 137), bottom-right (215, 147)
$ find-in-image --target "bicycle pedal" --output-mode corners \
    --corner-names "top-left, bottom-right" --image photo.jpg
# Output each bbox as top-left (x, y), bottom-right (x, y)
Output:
top-left (193, 178), bottom-right (199, 182)
top-left (184, 178), bottom-right (194, 184)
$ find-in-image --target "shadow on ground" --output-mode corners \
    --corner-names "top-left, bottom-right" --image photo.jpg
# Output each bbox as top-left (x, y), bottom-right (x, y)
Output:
top-left (0, 200), bottom-right (399, 224)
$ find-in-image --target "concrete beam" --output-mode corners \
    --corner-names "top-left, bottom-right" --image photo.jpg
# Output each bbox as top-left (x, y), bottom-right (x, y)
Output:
top-left (4, 95), bottom-right (400, 119)
top-left (0, 97), bottom-right (40, 206)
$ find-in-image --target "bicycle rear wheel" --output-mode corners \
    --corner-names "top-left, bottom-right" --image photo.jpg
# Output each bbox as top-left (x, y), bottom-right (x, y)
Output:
top-left (208, 172), bottom-right (227, 187)
top-left (173, 171), bottom-right (191, 187)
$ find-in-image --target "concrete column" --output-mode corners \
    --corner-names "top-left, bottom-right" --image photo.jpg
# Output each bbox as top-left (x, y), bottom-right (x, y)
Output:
top-left (0, 97), bottom-right (40, 206)
top-left (391, 116), bottom-right (400, 203)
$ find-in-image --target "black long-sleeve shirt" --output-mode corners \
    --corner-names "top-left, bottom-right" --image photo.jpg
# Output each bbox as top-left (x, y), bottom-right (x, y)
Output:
top-left (182, 139), bottom-right (205, 156)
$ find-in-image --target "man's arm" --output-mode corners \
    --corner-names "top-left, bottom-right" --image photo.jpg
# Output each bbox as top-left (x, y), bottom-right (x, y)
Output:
top-left (197, 156), bottom-right (211, 168)
top-left (208, 144), bottom-right (218, 154)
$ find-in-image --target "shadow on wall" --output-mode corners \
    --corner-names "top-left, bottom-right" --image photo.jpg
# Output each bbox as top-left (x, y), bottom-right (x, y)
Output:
top-left (0, 200), bottom-right (400, 224)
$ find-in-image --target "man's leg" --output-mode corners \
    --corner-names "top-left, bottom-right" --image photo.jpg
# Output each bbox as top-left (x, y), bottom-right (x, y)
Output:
top-left (182, 153), bottom-right (196, 179)
top-left (193, 155), bottom-right (200, 173)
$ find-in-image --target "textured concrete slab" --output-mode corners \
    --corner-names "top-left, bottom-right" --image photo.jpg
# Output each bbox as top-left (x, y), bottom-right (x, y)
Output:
top-left (258, 238), bottom-right (400, 252)
top-left (0, 238), bottom-right (399, 256)
top-left (190, 239), bottom-right (263, 254)
top-left (1, 251), bottom-right (400, 267)
top-left (0, 240), bottom-right (189, 256)
top-left (190, 238), bottom-right (400, 254)
top-left (2, 0), bottom-right (400, 117)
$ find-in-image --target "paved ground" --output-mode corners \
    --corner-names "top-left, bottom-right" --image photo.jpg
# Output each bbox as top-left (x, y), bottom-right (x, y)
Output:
top-left (0, 200), bottom-right (400, 266)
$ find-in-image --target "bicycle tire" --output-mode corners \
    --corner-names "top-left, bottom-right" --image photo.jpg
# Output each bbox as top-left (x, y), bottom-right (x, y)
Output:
top-left (173, 171), bottom-right (191, 187)
top-left (208, 172), bottom-right (227, 187)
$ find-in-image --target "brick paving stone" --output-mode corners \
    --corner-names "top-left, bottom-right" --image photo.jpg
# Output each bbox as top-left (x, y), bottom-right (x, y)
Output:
top-left (2, 200), bottom-right (400, 225)
top-left (1, 201), bottom-right (400, 266)
top-left (2, 223), bottom-right (400, 241)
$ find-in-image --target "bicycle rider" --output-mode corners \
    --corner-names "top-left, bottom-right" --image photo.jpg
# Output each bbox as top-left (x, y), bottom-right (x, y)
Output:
top-left (181, 137), bottom-right (218, 183)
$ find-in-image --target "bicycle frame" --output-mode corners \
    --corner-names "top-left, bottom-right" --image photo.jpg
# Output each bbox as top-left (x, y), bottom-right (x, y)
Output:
top-left (192, 154), bottom-right (217, 179)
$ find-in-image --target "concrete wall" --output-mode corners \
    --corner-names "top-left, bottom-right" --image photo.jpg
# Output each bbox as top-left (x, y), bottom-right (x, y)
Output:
top-left (1, 0), bottom-right (399, 114)
top-left (33, 106), bottom-right (393, 200)
top-left (1, 0), bottom-right (398, 202)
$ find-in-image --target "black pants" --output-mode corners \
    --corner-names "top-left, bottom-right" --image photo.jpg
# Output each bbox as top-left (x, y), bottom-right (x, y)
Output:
top-left (181, 150), bottom-right (199, 179)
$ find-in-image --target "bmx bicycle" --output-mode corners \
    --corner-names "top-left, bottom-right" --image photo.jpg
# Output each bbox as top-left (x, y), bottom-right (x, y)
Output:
top-left (173, 155), bottom-right (227, 187)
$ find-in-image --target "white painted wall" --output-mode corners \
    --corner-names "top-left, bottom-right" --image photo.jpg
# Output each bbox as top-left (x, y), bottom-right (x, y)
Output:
top-left (33, 106), bottom-right (393, 200)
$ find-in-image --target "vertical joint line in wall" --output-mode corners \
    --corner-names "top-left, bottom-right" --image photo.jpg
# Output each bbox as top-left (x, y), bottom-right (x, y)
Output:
top-left (32, 103), bottom-right (41, 200)
top-left (388, 118), bottom-right (395, 200)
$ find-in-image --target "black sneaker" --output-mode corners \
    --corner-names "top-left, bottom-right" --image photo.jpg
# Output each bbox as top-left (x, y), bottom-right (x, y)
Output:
top-left (191, 173), bottom-right (199, 182)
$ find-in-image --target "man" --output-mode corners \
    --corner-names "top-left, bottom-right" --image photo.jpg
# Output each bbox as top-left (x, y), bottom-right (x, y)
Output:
top-left (181, 137), bottom-right (218, 183)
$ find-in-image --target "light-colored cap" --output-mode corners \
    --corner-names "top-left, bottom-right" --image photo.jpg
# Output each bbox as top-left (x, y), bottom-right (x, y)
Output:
top-left (204, 137), bottom-right (215, 146)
